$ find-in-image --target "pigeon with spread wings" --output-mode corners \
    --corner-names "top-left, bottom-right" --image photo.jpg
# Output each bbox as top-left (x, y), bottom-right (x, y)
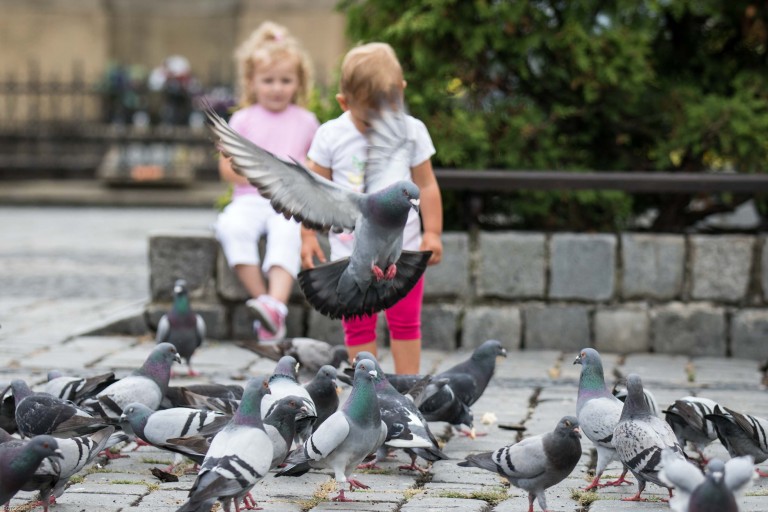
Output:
top-left (205, 107), bottom-right (431, 320)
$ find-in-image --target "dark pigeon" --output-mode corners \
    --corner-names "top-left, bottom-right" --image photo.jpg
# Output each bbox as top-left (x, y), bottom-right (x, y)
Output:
top-left (239, 337), bottom-right (349, 378)
top-left (614, 374), bottom-right (684, 501)
top-left (263, 396), bottom-right (309, 469)
top-left (458, 416), bottom-right (582, 512)
top-left (705, 405), bottom-right (768, 476)
top-left (82, 342), bottom-right (181, 420)
top-left (176, 377), bottom-right (272, 512)
top-left (0, 435), bottom-right (63, 510)
top-left (303, 365), bottom-right (340, 430)
top-left (276, 359), bottom-right (388, 502)
top-left (262, 356), bottom-right (317, 443)
top-left (206, 105), bottom-right (431, 320)
top-left (156, 279), bottom-right (206, 376)
top-left (664, 396), bottom-right (720, 462)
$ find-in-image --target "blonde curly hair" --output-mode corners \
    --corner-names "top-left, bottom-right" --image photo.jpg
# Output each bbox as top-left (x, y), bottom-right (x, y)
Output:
top-left (235, 21), bottom-right (314, 107)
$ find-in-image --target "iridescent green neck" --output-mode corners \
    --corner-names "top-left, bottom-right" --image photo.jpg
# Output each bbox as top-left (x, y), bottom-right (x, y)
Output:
top-left (174, 294), bottom-right (190, 313)
top-left (346, 377), bottom-right (379, 425)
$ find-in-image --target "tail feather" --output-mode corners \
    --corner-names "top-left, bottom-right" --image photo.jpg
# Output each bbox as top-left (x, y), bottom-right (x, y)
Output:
top-left (458, 452), bottom-right (500, 474)
top-left (298, 251), bottom-right (430, 320)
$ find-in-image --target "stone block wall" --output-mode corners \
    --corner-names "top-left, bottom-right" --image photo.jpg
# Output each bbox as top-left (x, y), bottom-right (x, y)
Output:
top-left (146, 230), bottom-right (768, 359)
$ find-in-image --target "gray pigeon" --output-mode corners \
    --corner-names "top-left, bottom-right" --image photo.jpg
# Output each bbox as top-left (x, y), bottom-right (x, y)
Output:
top-left (82, 342), bottom-right (181, 421)
top-left (574, 347), bottom-right (631, 490)
top-left (240, 337), bottom-right (349, 377)
top-left (660, 450), bottom-right (755, 512)
top-left (163, 383), bottom-right (243, 414)
top-left (7, 427), bottom-right (119, 511)
top-left (119, 402), bottom-right (230, 469)
top-left (156, 279), bottom-right (206, 376)
top-left (705, 405), bottom-right (768, 476)
top-left (303, 365), bottom-right (340, 429)
top-left (0, 435), bottom-right (63, 510)
top-left (12, 380), bottom-right (110, 439)
top-left (411, 339), bottom-right (507, 438)
top-left (44, 370), bottom-right (117, 404)
top-left (262, 356), bottom-right (317, 442)
top-left (205, 106), bottom-right (431, 320)
top-left (664, 396), bottom-right (720, 462)
top-left (275, 359), bottom-right (388, 502)
top-left (176, 377), bottom-right (273, 512)
top-left (458, 416), bottom-right (582, 512)
top-left (614, 374), bottom-right (685, 501)
top-left (355, 352), bottom-right (447, 472)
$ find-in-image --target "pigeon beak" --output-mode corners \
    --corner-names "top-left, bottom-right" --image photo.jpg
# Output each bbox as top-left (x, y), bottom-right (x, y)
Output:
top-left (409, 198), bottom-right (420, 213)
top-left (573, 355), bottom-right (582, 365)
top-left (173, 353), bottom-right (182, 364)
top-left (295, 362), bottom-right (301, 374)
top-left (173, 285), bottom-right (184, 294)
top-left (335, 385), bottom-right (342, 396)
top-left (369, 370), bottom-right (377, 378)
top-left (573, 426), bottom-right (582, 439)
top-left (468, 427), bottom-right (477, 440)
top-left (53, 448), bottom-right (64, 459)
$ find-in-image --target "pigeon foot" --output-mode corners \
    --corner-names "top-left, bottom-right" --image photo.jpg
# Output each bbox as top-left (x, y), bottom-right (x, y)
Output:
top-left (372, 264), bottom-right (385, 281)
top-left (99, 448), bottom-right (128, 460)
top-left (384, 264), bottom-right (397, 280)
top-left (357, 461), bottom-right (381, 470)
top-left (620, 493), bottom-right (648, 502)
top-left (131, 438), bottom-right (151, 451)
top-left (331, 490), bottom-right (353, 502)
top-left (398, 462), bottom-right (429, 474)
top-left (757, 468), bottom-right (768, 478)
top-left (348, 478), bottom-right (369, 490)
top-left (242, 492), bottom-right (261, 510)
top-left (603, 474), bottom-right (633, 487)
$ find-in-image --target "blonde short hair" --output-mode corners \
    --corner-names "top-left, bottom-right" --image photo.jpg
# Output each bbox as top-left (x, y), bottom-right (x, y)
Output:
top-left (235, 21), bottom-right (314, 107)
top-left (340, 42), bottom-right (404, 109)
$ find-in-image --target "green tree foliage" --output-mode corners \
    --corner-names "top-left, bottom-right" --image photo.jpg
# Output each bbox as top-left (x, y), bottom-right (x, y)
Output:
top-left (338, 0), bottom-right (768, 231)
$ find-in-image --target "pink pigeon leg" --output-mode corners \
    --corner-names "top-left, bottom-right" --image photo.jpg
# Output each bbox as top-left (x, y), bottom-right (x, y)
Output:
top-left (371, 264), bottom-right (385, 281)
top-left (384, 264), bottom-right (397, 280)
top-left (348, 478), bottom-right (369, 489)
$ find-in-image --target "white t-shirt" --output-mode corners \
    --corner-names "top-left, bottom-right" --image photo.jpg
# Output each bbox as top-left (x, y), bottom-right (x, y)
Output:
top-left (307, 111), bottom-right (436, 260)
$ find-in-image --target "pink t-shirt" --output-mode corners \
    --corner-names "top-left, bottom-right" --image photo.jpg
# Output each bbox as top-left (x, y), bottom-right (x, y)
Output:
top-left (229, 104), bottom-right (319, 198)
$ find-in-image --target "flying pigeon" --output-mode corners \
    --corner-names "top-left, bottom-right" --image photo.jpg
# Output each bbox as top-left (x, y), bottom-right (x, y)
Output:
top-left (239, 337), bottom-right (349, 377)
top-left (261, 356), bottom-right (317, 442)
top-left (613, 373), bottom-right (685, 501)
top-left (82, 342), bottom-right (181, 421)
top-left (205, 106), bottom-right (431, 320)
top-left (660, 450), bottom-right (755, 512)
top-left (276, 359), bottom-right (388, 502)
top-left (119, 402), bottom-right (230, 470)
top-left (44, 370), bottom-right (117, 404)
top-left (458, 416), bottom-right (582, 512)
top-left (176, 377), bottom-right (273, 512)
top-left (355, 352), bottom-right (447, 472)
top-left (303, 365), bottom-right (340, 429)
top-left (664, 396), bottom-right (720, 462)
top-left (573, 347), bottom-right (631, 490)
top-left (0, 435), bottom-right (63, 510)
top-left (156, 279), bottom-right (206, 376)
top-left (705, 405), bottom-right (768, 476)
top-left (412, 339), bottom-right (507, 438)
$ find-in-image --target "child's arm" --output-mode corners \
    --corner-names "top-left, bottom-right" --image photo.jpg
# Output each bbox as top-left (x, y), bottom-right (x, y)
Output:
top-left (412, 159), bottom-right (443, 266)
top-left (300, 159), bottom-right (333, 269)
top-left (218, 155), bottom-right (250, 186)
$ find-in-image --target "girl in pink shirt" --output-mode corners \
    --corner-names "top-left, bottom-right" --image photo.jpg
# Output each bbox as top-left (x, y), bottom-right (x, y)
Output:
top-left (216, 21), bottom-right (319, 341)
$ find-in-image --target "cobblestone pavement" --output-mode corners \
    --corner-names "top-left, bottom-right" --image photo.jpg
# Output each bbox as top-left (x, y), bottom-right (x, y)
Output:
top-left (2, 206), bottom-right (767, 511)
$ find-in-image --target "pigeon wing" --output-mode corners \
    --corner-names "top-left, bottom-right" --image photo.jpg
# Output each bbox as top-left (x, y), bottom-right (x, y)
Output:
top-left (206, 109), bottom-right (363, 232)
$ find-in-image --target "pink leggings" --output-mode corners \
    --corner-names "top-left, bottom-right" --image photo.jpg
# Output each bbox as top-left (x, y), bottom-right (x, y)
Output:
top-left (343, 277), bottom-right (424, 346)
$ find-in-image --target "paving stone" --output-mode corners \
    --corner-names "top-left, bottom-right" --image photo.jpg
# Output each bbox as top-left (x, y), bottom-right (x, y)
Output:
top-left (690, 235), bottom-right (754, 301)
top-left (731, 308), bottom-right (768, 360)
top-left (550, 234), bottom-right (616, 301)
top-left (594, 306), bottom-right (650, 354)
top-left (148, 231), bottom-right (218, 302)
top-left (524, 304), bottom-right (591, 351)
top-left (478, 232), bottom-right (546, 299)
top-left (691, 356), bottom-right (763, 387)
top-left (401, 496), bottom-right (488, 511)
top-left (620, 233), bottom-right (685, 300)
top-left (311, 501), bottom-right (400, 511)
top-left (650, 302), bottom-right (726, 356)
top-left (622, 353), bottom-right (691, 386)
top-left (425, 232), bottom-right (470, 298)
top-left (461, 306), bottom-right (521, 350)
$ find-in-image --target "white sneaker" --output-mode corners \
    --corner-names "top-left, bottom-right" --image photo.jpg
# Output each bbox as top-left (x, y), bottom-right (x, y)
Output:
top-left (247, 296), bottom-right (287, 341)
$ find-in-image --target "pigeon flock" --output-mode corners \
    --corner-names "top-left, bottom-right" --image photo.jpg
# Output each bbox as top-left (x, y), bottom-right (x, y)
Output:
top-left (0, 336), bottom-right (765, 512)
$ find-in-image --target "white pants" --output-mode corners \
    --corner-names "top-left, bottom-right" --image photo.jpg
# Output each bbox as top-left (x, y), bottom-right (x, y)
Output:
top-left (215, 194), bottom-right (301, 278)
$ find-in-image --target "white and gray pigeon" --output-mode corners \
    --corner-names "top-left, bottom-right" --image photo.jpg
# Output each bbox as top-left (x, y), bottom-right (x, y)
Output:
top-left (44, 370), bottom-right (117, 404)
top-left (573, 347), bottom-right (631, 490)
top-left (82, 342), bottom-right (181, 421)
top-left (261, 356), bottom-right (317, 442)
top-left (119, 402), bottom-right (230, 470)
top-left (205, 105), bottom-right (431, 320)
top-left (156, 279), bottom-right (206, 376)
top-left (276, 359), bottom-right (388, 502)
top-left (0, 435), bottom-right (63, 511)
top-left (705, 405), bottom-right (768, 477)
top-left (355, 351), bottom-right (447, 473)
top-left (176, 377), bottom-right (273, 512)
top-left (458, 416), bottom-right (582, 512)
top-left (614, 373), bottom-right (685, 501)
top-left (664, 396), bottom-right (720, 462)
top-left (11, 379), bottom-right (110, 439)
top-left (5, 427), bottom-right (121, 511)
top-left (240, 337), bottom-right (349, 378)
top-left (660, 450), bottom-right (755, 512)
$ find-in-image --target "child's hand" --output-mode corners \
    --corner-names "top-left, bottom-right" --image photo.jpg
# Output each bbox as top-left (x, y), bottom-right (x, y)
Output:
top-left (301, 232), bottom-right (326, 269)
top-left (420, 232), bottom-right (443, 266)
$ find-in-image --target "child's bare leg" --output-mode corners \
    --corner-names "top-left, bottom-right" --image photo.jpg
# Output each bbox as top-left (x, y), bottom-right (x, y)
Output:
top-left (390, 339), bottom-right (421, 374)
top-left (234, 264), bottom-right (267, 298)
top-left (347, 341), bottom-right (378, 363)
top-left (266, 266), bottom-right (293, 305)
